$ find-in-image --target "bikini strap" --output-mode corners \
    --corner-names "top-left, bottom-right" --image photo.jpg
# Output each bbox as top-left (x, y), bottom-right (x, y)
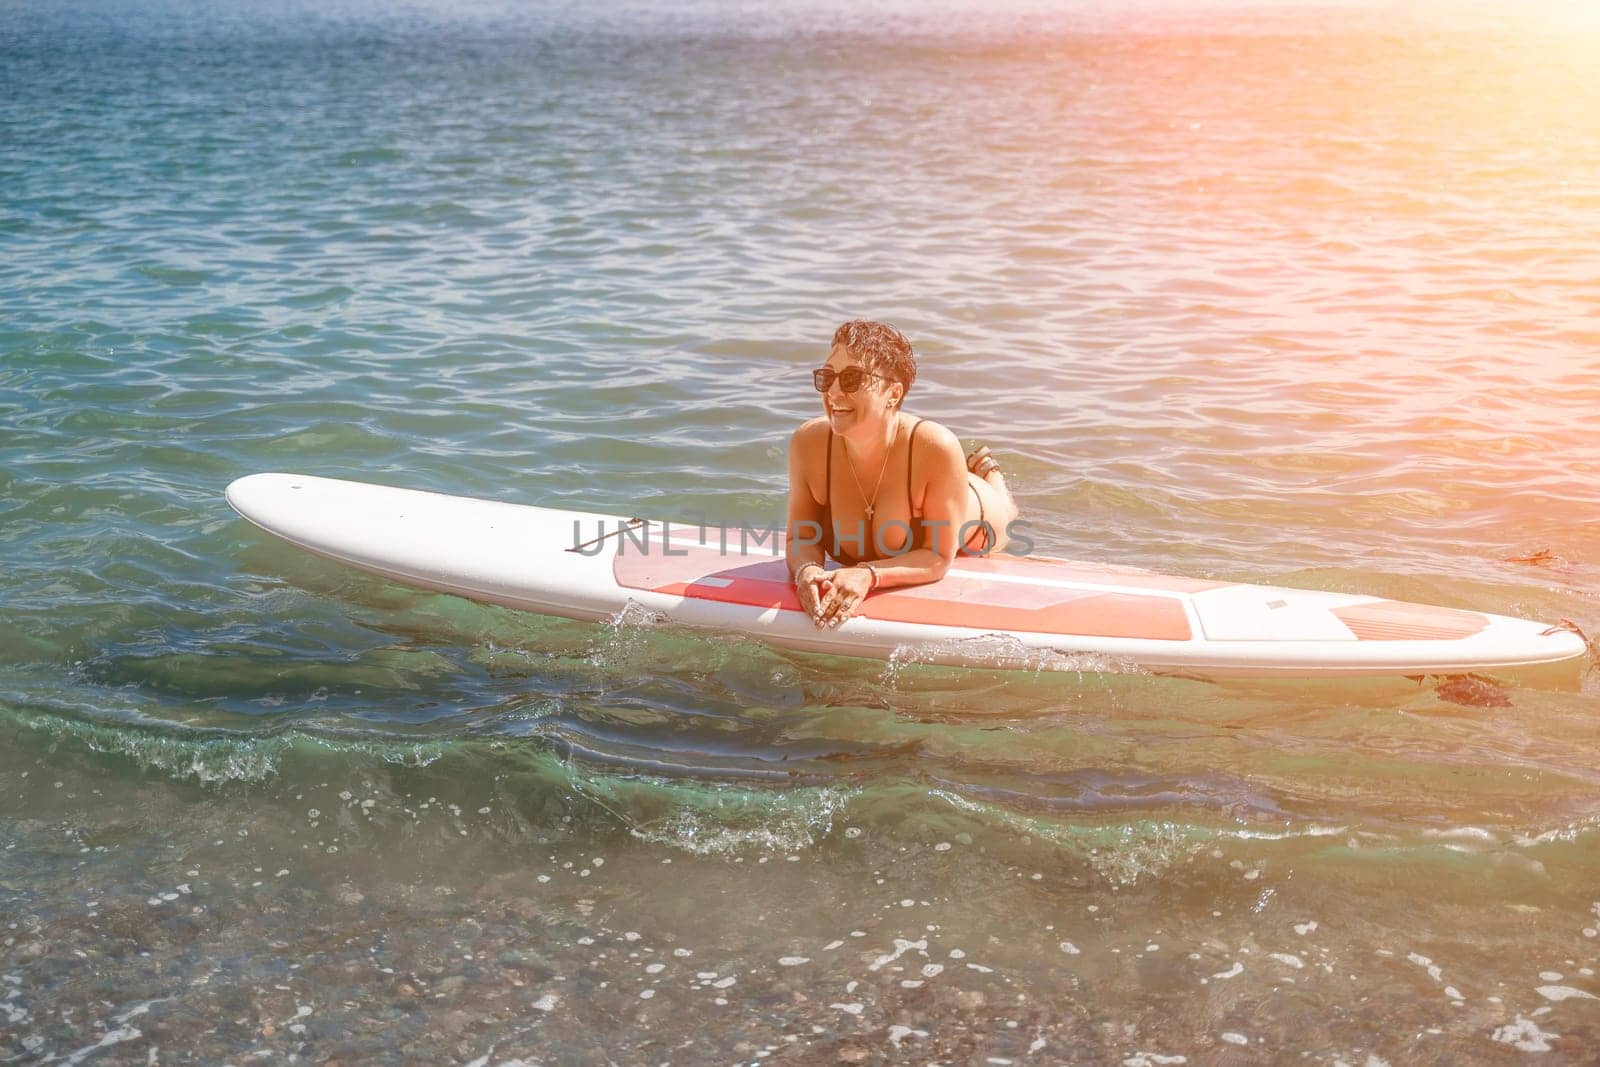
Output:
top-left (822, 428), bottom-right (835, 559)
top-left (906, 418), bottom-right (925, 500)
top-left (824, 427), bottom-right (832, 507)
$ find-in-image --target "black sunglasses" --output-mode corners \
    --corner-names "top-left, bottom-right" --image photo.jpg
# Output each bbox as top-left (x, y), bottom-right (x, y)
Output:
top-left (812, 367), bottom-right (888, 394)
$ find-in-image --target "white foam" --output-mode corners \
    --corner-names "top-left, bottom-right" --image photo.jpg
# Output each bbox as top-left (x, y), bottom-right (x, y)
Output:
top-left (1493, 1016), bottom-right (1557, 1052)
top-left (1537, 986), bottom-right (1597, 1002)
top-left (869, 938), bottom-right (926, 972)
top-left (888, 1025), bottom-right (927, 1047)
top-left (885, 633), bottom-right (1142, 676)
top-left (1407, 953), bottom-right (1443, 983)
top-left (59, 1026), bottom-right (143, 1067)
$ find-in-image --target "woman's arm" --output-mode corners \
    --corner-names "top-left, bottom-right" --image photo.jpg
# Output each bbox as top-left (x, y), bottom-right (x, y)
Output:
top-left (785, 422), bottom-right (831, 622)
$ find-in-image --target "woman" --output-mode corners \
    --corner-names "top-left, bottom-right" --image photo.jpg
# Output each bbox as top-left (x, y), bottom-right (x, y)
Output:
top-left (787, 320), bottom-right (1018, 629)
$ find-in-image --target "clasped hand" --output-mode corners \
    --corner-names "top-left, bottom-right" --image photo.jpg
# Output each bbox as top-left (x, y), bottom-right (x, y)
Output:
top-left (796, 565), bottom-right (874, 629)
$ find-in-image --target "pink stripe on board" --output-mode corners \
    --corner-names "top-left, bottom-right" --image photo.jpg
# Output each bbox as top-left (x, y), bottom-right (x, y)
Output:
top-left (613, 539), bottom-right (1193, 640)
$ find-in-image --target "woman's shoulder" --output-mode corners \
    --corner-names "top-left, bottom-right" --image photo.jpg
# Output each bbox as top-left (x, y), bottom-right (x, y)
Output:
top-left (791, 417), bottom-right (831, 449)
top-left (905, 415), bottom-right (962, 456)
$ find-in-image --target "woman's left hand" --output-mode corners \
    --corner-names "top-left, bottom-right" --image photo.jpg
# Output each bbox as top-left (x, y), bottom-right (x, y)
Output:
top-left (814, 565), bottom-right (874, 629)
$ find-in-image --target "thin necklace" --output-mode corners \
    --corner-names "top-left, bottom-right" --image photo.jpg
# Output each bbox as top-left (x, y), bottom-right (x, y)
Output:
top-left (845, 417), bottom-right (898, 521)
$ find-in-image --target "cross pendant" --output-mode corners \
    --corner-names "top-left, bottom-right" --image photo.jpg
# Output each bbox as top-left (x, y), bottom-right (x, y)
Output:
top-left (864, 505), bottom-right (875, 519)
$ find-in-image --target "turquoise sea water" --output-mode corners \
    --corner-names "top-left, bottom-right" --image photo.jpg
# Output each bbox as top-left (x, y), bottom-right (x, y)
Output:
top-left (5, 0), bottom-right (1600, 1061)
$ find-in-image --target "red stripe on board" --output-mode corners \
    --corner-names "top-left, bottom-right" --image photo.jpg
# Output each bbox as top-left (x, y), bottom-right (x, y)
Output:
top-left (617, 545), bottom-right (1193, 640)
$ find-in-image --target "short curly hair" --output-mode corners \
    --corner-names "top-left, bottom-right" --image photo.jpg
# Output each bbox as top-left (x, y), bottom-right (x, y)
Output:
top-left (831, 320), bottom-right (917, 395)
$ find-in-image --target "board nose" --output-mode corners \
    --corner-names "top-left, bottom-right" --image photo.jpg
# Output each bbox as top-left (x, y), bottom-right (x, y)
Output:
top-left (225, 472), bottom-right (299, 519)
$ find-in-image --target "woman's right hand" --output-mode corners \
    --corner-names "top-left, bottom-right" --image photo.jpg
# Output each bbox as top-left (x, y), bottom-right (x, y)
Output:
top-left (795, 565), bottom-right (830, 624)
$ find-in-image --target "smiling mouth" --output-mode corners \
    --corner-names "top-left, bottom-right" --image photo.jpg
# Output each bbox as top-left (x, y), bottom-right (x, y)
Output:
top-left (828, 404), bottom-right (853, 415)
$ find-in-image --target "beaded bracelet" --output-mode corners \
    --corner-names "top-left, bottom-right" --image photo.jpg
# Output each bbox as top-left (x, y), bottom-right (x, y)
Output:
top-left (793, 562), bottom-right (825, 587)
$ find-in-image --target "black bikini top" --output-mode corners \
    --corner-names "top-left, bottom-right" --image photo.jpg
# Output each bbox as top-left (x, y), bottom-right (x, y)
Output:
top-left (821, 418), bottom-right (926, 567)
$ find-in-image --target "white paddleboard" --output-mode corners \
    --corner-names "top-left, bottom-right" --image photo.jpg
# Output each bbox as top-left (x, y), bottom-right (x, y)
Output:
top-left (225, 473), bottom-right (1588, 683)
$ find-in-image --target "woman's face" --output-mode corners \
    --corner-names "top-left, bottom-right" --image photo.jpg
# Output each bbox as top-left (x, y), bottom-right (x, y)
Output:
top-left (820, 344), bottom-right (902, 434)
